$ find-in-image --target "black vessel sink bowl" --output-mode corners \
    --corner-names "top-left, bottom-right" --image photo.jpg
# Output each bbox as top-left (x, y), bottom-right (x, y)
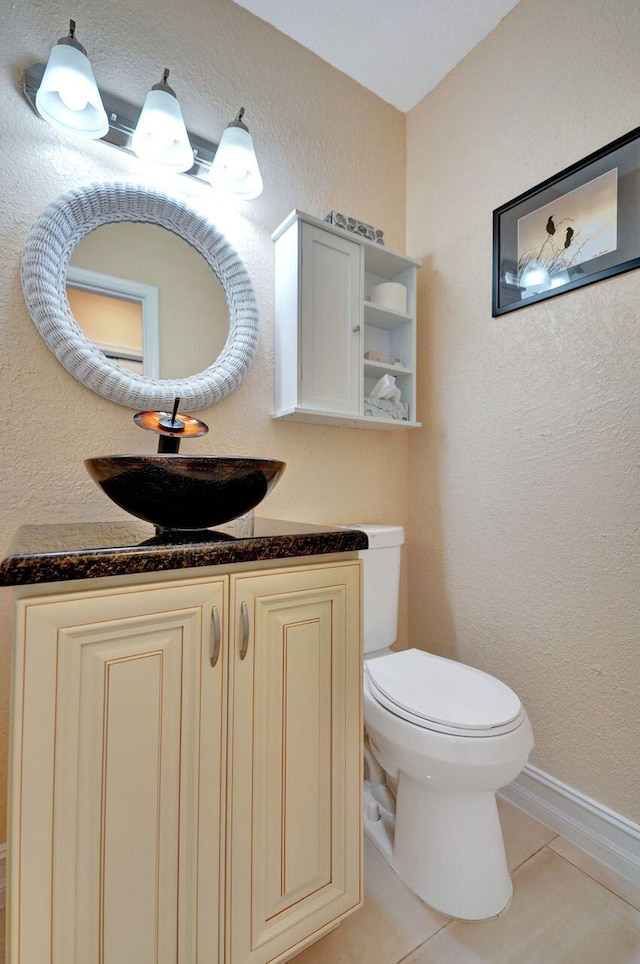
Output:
top-left (85, 455), bottom-right (286, 531)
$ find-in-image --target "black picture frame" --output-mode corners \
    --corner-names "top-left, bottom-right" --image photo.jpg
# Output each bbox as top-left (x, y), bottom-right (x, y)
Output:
top-left (492, 125), bottom-right (640, 316)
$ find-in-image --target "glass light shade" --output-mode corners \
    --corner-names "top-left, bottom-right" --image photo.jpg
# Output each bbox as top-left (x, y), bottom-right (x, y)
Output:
top-left (209, 124), bottom-right (263, 199)
top-left (131, 88), bottom-right (194, 173)
top-left (35, 42), bottom-right (108, 139)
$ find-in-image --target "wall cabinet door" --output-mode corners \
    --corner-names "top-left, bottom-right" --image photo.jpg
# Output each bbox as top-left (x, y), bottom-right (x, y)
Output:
top-left (299, 223), bottom-right (362, 414)
top-left (9, 579), bottom-right (226, 964)
top-left (227, 562), bottom-right (362, 964)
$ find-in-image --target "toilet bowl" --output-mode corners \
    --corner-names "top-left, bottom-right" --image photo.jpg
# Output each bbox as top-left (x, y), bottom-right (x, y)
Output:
top-left (352, 525), bottom-right (534, 921)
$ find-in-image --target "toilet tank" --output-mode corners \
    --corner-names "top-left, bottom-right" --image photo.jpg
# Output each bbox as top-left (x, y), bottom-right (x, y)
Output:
top-left (349, 524), bottom-right (405, 655)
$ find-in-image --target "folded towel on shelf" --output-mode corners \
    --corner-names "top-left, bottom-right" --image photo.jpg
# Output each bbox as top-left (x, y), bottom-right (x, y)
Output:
top-left (363, 396), bottom-right (409, 421)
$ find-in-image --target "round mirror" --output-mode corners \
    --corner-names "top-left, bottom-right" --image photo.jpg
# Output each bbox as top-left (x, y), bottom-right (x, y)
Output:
top-left (68, 223), bottom-right (229, 379)
top-left (21, 182), bottom-right (259, 410)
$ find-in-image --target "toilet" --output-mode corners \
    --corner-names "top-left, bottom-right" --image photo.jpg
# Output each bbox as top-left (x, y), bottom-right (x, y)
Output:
top-left (354, 524), bottom-right (534, 921)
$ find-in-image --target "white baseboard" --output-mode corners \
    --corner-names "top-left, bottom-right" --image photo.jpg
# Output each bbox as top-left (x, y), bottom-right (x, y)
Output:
top-left (499, 764), bottom-right (640, 886)
top-left (0, 842), bottom-right (5, 910)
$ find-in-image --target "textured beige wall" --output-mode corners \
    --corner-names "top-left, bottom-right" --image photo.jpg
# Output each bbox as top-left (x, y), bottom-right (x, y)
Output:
top-left (407, 0), bottom-right (640, 821)
top-left (0, 0), bottom-right (408, 838)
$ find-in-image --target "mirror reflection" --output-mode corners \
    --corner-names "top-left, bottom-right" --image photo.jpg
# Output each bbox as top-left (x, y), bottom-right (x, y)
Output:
top-left (67, 223), bottom-right (229, 379)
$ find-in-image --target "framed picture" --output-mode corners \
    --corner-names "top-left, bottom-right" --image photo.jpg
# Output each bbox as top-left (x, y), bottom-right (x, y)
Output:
top-left (492, 125), bottom-right (640, 316)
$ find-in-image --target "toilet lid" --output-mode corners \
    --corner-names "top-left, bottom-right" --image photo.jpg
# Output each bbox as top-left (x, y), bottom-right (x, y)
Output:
top-left (365, 649), bottom-right (522, 731)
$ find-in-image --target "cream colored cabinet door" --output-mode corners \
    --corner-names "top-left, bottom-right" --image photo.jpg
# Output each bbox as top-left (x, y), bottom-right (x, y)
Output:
top-left (227, 562), bottom-right (362, 964)
top-left (9, 578), bottom-right (227, 964)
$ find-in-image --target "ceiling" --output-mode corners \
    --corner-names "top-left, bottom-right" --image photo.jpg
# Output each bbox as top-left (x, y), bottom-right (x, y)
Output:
top-left (230, 0), bottom-right (522, 112)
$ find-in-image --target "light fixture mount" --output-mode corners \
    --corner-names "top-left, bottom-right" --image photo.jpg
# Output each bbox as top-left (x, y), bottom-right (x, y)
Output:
top-left (152, 68), bottom-right (177, 98)
top-left (57, 19), bottom-right (87, 55)
top-left (230, 107), bottom-right (247, 130)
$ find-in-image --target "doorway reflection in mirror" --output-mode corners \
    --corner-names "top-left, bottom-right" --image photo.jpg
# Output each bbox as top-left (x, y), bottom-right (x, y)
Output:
top-left (67, 267), bottom-right (156, 375)
top-left (67, 222), bottom-right (229, 379)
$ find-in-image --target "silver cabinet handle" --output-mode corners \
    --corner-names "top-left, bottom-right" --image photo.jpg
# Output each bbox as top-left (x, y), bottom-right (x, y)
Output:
top-left (352, 325), bottom-right (361, 332)
top-left (239, 600), bottom-right (249, 660)
top-left (210, 605), bottom-right (221, 667)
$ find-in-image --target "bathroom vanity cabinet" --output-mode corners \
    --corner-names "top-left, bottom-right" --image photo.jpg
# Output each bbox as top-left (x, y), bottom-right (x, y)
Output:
top-left (272, 210), bottom-right (421, 430)
top-left (3, 521), bottom-right (365, 964)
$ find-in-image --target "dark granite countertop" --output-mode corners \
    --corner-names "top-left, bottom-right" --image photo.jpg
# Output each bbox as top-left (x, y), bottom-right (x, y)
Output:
top-left (0, 518), bottom-right (368, 587)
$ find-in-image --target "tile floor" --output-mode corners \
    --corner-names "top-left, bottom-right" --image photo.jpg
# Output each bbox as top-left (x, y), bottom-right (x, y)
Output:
top-left (1, 801), bottom-right (638, 962)
top-left (291, 800), bottom-right (640, 964)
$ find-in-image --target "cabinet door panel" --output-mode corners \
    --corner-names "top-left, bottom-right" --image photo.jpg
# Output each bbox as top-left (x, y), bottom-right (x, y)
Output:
top-left (10, 580), bottom-right (225, 964)
top-left (300, 224), bottom-right (361, 414)
top-left (72, 626), bottom-right (183, 964)
top-left (262, 602), bottom-right (333, 915)
top-left (228, 563), bottom-right (362, 964)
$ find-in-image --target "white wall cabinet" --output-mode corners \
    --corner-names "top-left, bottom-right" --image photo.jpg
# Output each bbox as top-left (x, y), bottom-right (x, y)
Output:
top-left (272, 210), bottom-right (421, 430)
top-left (8, 560), bottom-right (362, 964)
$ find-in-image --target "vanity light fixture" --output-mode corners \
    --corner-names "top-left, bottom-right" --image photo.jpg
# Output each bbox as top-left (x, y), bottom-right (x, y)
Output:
top-left (131, 69), bottom-right (194, 173)
top-left (209, 108), bottom-right (263, 200)
top-left (23, 23), bottom-right (263, 198)
top-left (34, 19), bottom-right (108, 139)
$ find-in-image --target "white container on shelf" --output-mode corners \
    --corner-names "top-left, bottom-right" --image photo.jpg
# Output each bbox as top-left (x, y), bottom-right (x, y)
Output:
top-left (370, 281), bottom-right (407, 313)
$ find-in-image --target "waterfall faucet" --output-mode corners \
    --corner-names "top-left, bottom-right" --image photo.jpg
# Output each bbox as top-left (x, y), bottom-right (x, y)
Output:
top-left (133, 397), bottom-right (209, 453)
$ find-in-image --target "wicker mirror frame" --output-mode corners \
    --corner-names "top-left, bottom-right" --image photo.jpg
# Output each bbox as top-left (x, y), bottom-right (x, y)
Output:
top-left (21, 182), bottom-right (259, 410)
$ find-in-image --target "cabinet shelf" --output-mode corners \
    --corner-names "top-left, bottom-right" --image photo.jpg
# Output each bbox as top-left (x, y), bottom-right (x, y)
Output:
top-left (272, 405), bottom-right (421, 430)
top-left (364, 301), bottom-right (412, 330)
top-left (363, 359), bottom-right (413, 378)
top-left (362, 242), bottom-right (421, 278)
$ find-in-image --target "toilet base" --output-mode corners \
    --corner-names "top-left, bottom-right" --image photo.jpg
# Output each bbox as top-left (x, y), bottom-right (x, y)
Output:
top-left (363, 780), bottom-right (395, 863)
top-left (364, 775), bottom-right (513, 921)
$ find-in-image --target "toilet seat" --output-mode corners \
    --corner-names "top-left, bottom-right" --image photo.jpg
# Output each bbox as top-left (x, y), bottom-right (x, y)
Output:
top-left (365, 649), bottom-right (524, 737)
